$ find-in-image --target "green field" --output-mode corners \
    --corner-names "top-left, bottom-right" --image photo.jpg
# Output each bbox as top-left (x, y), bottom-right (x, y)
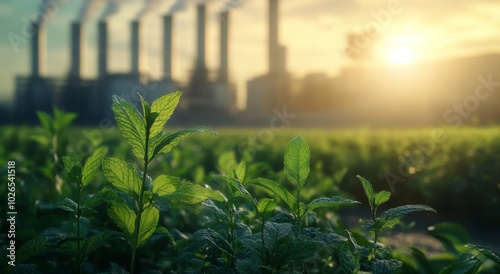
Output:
top-left (1, 123), bottom-right (500, 273)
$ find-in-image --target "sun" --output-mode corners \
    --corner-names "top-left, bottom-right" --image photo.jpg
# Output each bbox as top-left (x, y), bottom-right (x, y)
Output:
top-left (386, 46), bottom-right (417, 65)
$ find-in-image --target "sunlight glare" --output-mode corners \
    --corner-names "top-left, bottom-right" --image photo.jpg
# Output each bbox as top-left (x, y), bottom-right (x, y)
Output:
top-left (386, 46), bottom-right (416, 65)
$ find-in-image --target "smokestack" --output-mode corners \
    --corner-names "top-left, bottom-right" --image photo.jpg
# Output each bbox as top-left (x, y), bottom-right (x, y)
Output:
top-left (163, 15), bottom-right (173, 81)
top-left (31, 22), bottom-right (45, 78)
top-left (218, 11), bottom-right (229, 82)
top-left (196, 4), bottom-right (206, 70)
top-left (131, 21), bottom-right (141, 75)
top-left (70, 22), bottom-right (83, 78)
top-left (98, 21), bottom-right (108, 78)
top-left (269, 0), bottom-right (279, 74)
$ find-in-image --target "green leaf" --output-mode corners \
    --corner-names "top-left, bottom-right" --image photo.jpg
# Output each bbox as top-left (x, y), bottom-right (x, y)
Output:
top-left (263, 222), bottom-right (293, 250)
top-left (102, 157), bottom-right (141, 198)
top-left (62, 156), bottom-right (82, 184)
top-left (159, 178), bottom-right (224, 204)
top-left (233, 161), bottom-right (246, 182)
top-left (284, 136), bottom-right (310, 187)
top-left (380, 205), bottom-right (436, 229)
top-left (53, 107), bottom-right (77, 133)
top-left (111, 95), bottom-right (146, 160)
top-left (203, 200), bottom-right (230, 223)
top-left (192, 228), bottom-right (234, 258)
top-left (16, 235), bottom-right (69, 266)
top-left (250, 178), bottom-right (297, 213)
top-left (82, 147), bottom-right (108, 187)
top-left (357, 175), bottom-right (374, 209)
top-left (307, 196), bottom-right (360, 211)
top-left (81, 232), bottom-right (121, 258)
top-left (374, 190), bottom-right (391, 207)
top-left (467, 244), bottom-right (500, 266)
top-left (371, 259), bottom-right (403, 274)
top-left (439, 258), bottom-right (482, 274)
top-left (107, 201), bottom-right (136, 242)
top-left (152, 175), bottom-right (178, 196)
top-left (428, 222), bottom-right (472, 253)
top-left (136, 206), bottom-right (159, 247)
top-left (36, 111), bottom-right (53, 133)
top-left (149, 126), bottom-right (216, 160)
top-left (149, 91), bottom-right (182, 138)
top-left (257, 198), bottom-right (277, 218)
top-left (339, 248), bottom-right (360, 274)
top-left (54, 198), bottom-right (78, 213)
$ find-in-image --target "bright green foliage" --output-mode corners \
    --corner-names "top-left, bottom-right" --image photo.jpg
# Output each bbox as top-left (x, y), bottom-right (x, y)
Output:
top-left (252, 136), bottom-right (358, 225)
top-left (37, 106), bottom-right (77, 136)
top-left (102, 157), bottom-right (142, 198)
top-left (105, 92), bottom-right (216, 273)
top-left (356, 175), bottom-right (436, 273)
top-left (284, 136), bottom-right (310, 187)
top-left (111, 95), bottom-right (147, 160)
top-left (148, 91), bottom-right (181, 138)
top-left (82, 147), bottom-right (108, 186)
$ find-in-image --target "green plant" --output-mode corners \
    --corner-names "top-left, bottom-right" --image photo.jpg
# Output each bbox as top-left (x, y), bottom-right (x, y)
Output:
top-left (346, 175), bottom-right (436, 273)
top-left (188, 136), bottom-right (360, 273)
top-left (101, 92), bottom-right (221, 273)
top-left (35, 107), bottom-right (77, 193)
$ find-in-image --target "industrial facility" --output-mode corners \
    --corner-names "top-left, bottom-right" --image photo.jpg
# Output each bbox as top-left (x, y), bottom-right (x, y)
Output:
top-left (14, 0), bottom-right (240, 124)
top-left (8, 0), bottom-right (500, 126)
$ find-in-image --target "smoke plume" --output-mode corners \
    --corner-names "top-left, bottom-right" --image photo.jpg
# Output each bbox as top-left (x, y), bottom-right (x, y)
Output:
top-left (36, 0), bottom-right (58, 25)
top-left (136, 0), bottom-right (162, 19)
top-left (100, 0), bottom-right (122, 20)
top-left (78, 0), bottom-right (105, 22)
top-left (167, 0), bottom-right (188, 15)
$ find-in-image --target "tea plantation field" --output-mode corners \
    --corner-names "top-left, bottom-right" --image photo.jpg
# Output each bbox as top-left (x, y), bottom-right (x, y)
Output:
top-left (1, 124), bottom-right (499, 273)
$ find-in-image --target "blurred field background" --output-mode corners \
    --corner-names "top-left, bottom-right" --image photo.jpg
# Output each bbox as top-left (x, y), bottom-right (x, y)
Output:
top-left (2, 126), bottom-right (499, 252)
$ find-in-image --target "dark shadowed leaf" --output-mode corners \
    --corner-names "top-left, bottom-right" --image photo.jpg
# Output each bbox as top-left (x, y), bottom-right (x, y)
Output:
top-left (54, 198), bottom-right (78, 213)
top-left (307, 196), bottom-right (360, 211)
top-left (381, 205), bottom-right (436, 228)
top-left (192, 228), bottom-right (234, 258)
top-left (62, 156), bottom-right (82, 184)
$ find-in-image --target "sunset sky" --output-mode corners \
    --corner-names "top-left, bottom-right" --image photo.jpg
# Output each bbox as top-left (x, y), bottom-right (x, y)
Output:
top-left (1, 0), bottom-right (499, 103)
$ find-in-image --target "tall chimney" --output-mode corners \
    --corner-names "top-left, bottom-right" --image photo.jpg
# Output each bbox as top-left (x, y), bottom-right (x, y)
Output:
top-left (269, 0), bottom-right (279, 74)
top-left (218, 11), bottom-right (229, 82)
top-left (70, 22), bottom-right (83, 78)
top-left (31, 22), bottom-right (45, 77)
top-left (131, 21), bottom-right (141, 75)
top-left (196, 4), bottom-right (206, 70)
top-left (98, 21), bottom-right (108, 78)
top-left (163, 15), bottom-right (173, 81)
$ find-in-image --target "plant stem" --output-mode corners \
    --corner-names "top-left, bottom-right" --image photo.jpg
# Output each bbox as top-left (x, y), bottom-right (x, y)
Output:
top-left (296, 185), bottom-right (301, 236)
top-left (130, 129), bottom-right (150, 274)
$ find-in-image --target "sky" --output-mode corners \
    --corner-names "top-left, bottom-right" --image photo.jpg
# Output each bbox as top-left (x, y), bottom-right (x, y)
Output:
top-left (1, 0), bottom-right (500, 104)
